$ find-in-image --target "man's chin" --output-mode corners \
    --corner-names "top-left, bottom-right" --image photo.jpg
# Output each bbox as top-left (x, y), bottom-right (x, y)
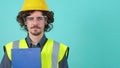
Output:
top-left (31, 32), bottom-right (41, 36)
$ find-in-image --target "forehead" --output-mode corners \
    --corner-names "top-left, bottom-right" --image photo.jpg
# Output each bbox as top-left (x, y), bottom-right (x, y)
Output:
top-left (30, 11), bottom-right (43, 16)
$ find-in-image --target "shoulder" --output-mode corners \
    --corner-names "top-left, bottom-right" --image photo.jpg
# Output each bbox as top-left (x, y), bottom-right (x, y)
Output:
top-left (4, 39), bottom-right (25, 48)
top-left (47, 38), bottom-right (69, 47)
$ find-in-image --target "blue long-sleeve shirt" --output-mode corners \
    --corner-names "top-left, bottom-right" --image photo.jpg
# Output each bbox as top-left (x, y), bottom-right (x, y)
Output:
top-left (0, 35), bottom-right (69, 68)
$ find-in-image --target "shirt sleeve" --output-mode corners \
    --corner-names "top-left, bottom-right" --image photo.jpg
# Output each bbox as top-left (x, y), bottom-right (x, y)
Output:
top-left (0, 63), bottom-right (1, 68)
top-left (0, 46), bottom-right (11, 68)
top-left (59, 47), bottom-right (69, 68)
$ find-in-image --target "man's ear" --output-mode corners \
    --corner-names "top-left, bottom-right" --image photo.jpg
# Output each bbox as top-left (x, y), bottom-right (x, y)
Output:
top-left (25, 21), bottom-right (27, 25)
top-left (45, 21), bottom-right (48, 25)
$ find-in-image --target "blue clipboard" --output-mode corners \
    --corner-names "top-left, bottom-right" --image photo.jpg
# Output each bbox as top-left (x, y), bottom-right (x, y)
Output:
top-left (12, 48), bottom-right (41, 68)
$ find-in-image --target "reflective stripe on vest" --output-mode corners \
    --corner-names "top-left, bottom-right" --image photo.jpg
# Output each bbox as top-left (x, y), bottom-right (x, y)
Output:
top-left (52, 41), bottom-right (59, 68)
top-left (13, 40), bottom-right (19, 48)
top-left (12, 40), bottom-right (60, 68)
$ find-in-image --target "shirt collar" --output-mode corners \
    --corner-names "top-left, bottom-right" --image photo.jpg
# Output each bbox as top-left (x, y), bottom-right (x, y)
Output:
top-left (26, 34), bottom-right (47, 48)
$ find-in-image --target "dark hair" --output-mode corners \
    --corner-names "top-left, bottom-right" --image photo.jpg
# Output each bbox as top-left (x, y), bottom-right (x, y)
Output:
top-left (16, 10), bottom-right (54, 32)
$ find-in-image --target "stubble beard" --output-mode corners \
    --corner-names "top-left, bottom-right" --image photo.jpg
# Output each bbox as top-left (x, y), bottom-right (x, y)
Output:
top-left (30, 29), bottom-right (43, 36)
top-left (31, 31), bottom-right (41, 36)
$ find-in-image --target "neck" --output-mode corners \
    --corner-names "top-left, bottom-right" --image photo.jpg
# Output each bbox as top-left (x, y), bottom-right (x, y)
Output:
top-left (29, 33), bottom-right (44, 45)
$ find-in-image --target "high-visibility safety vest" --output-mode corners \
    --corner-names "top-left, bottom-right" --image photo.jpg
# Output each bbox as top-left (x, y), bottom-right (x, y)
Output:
top-left (5, 39), bottom-right (68, 68)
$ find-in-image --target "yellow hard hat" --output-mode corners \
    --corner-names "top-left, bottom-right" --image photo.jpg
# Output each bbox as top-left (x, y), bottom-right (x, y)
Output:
top-left (21, 0), bottom-right (49, 11)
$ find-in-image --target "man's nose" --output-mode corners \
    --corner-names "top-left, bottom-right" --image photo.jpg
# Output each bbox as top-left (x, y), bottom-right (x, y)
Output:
top-left (32, 18), bottom-right (39, 24)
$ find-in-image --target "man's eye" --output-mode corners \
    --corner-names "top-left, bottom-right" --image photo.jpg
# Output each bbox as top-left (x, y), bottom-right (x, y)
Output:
top-left (27, 17), bottom-right (33, 20)
top-left (37, 17), bottom-right (44, 20)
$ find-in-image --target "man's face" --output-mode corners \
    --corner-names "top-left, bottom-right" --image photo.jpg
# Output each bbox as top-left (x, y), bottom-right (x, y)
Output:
top-left (25, 11), bottom-right (47, 36)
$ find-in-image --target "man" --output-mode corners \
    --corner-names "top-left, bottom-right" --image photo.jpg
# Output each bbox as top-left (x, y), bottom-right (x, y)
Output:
top-left (0, 0), bottom-right (69, 68)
